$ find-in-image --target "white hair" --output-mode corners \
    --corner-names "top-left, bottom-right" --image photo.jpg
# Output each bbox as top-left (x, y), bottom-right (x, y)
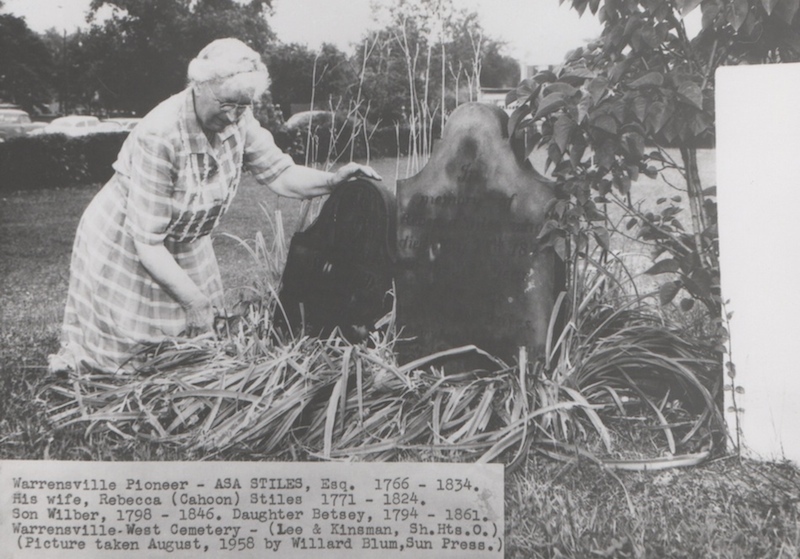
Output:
top-left (187, 38), bottom-right (270, 98)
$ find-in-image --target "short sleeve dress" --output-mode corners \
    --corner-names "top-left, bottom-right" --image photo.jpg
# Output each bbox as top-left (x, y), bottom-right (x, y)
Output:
top-left (53, 88), bottom-right (294, 374)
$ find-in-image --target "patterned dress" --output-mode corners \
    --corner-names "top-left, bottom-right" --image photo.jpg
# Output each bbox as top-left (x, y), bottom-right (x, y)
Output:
top-left (54, 88), bottom-right (293, 373)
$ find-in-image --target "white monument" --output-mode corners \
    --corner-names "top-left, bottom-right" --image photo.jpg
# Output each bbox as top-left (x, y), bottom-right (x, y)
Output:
top-left (717, 63), bottom-right (800, 463)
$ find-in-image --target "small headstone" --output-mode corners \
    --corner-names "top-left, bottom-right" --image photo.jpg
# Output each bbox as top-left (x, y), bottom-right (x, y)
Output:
top-left (395, 103), bottom-right (562, 367)
top-left (277, 179), bottom-right (396, 342)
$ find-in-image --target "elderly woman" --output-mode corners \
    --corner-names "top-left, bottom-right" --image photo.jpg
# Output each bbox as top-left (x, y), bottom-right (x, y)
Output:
top-left (49, 38), bottom-right (381, 375)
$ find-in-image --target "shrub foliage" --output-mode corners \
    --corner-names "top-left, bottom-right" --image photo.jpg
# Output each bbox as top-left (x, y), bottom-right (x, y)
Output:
top-left (0, 132), bottom-right (128, 192)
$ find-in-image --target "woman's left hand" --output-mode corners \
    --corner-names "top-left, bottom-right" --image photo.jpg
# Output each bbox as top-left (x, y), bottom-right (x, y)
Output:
top-left (330, 162), bottom-right (382, 186)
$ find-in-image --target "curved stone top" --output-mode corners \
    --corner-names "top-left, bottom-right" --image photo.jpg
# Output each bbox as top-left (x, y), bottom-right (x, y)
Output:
top-left (399, 102), bottom-right (554, 225)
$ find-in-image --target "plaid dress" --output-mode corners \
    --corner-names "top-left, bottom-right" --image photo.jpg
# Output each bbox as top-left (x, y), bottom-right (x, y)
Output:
top-left (55, 89), bottom-right (293, 373)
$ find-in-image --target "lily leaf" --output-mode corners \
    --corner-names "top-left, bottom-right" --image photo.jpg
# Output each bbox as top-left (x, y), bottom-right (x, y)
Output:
top-left (533, 92), bottom-right (568, 120)
top-left (632, 95), bottom-right (648, 122)
top-left (554, 114), bottom-right (576, 152)
top-left (593, 226), bottom-right (611, 250)
top-left (659, 280), bottom-right (682, 306)
top-left (645, 101), bottom-right (667, 132)
top-left (678, 81), bottom-right (704, 110)
top-left (730, 0), bottom-right (749, 30)
top-left (587, 76), bottom-right (609, 105)
top-left (553, 236), bottom-right (567, 261)
top-left (622, 131), bottom-right (645, 159)
top-left (593, 114), bottom-right (618, 134)
top-left (508, 103), bottom-right (531, 138)
top-left (645, 259), bottom-right (680, 275)
top-left (544, 82), bottom-right (580, 97)
top-left (629, 71), bottom-right (664, 88)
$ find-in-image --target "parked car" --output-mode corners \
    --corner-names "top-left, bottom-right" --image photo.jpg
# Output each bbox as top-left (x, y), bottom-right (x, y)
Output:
top-left (104, 117), bottom-right (141, 131)
top-left (0, 108), bottom-right (47, 141)
top-left (33, 115), bottom-right (124, 137)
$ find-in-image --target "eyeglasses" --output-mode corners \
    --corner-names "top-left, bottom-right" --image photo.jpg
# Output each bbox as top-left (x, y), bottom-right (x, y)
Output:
top-left (206, 84), bottom-right (254, 116)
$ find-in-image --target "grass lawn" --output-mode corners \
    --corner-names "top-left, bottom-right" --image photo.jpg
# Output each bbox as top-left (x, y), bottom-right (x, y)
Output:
top-left (2, 154), bottom-right (799, 557)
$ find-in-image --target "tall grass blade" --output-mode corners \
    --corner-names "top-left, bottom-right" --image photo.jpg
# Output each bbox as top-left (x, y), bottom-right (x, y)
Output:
top-left (323, 376), bottom-right (344, 459)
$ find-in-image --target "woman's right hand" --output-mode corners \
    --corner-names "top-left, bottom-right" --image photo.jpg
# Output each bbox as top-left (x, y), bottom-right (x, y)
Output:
top-left (132, 240), bottom-right (215, 337)
top-left (183, 295), bottom-right (214, 337)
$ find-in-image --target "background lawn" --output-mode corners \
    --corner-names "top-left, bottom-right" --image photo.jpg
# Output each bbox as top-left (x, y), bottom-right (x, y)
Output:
top-left (2, 152), bottom-right (800, 557)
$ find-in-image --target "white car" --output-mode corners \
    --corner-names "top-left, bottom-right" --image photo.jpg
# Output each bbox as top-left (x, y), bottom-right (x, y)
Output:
top-left (104, 117), bottom-right (141, 131)
top-left (36, 115), bottom-right (123, 137)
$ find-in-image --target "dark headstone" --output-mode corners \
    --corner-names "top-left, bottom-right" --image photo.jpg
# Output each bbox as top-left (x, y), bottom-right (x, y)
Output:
top-left (395, 103), bottom-right (561, 367)
top-left (277, 179), bottom-right (396, 342)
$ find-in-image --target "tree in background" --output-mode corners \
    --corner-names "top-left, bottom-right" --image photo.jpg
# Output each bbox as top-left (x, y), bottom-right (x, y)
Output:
top-left (354, 0), bottom-right (519, 125)
top-left (508, 0), bottom-right (800, 331)
top-left (266, 42), bottom-right (358, 119)
top-left (40, 29), bottom-right (95, 115)
top-left (6, 0), bottom-right (519, 135)
top-left (0, 10), bottom-right (54, 112)
top-left (481, 40), bottom-right (522, 88)
top-left (82, 0), bottom-right (275, 115)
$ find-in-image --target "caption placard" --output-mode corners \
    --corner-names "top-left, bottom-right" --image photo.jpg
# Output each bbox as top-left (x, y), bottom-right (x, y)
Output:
top-left (0, 460), bottom-right (503, 558)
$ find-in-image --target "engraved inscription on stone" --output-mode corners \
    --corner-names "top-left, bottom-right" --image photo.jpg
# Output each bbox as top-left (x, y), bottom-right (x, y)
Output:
top-left (396, 103), bottom-right (561, 366)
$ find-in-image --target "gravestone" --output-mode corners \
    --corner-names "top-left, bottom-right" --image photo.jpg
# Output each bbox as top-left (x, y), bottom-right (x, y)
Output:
top-left (277, 179), bottom-right (396, 342)
top-left (717, 64), bottom-right (800, 464)
top-left (395, 103), bottom-right (561, 367)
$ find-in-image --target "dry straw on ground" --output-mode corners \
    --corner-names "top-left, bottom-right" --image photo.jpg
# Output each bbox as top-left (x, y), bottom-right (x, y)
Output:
top-left (44, 287), bottom-right (723, 468)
